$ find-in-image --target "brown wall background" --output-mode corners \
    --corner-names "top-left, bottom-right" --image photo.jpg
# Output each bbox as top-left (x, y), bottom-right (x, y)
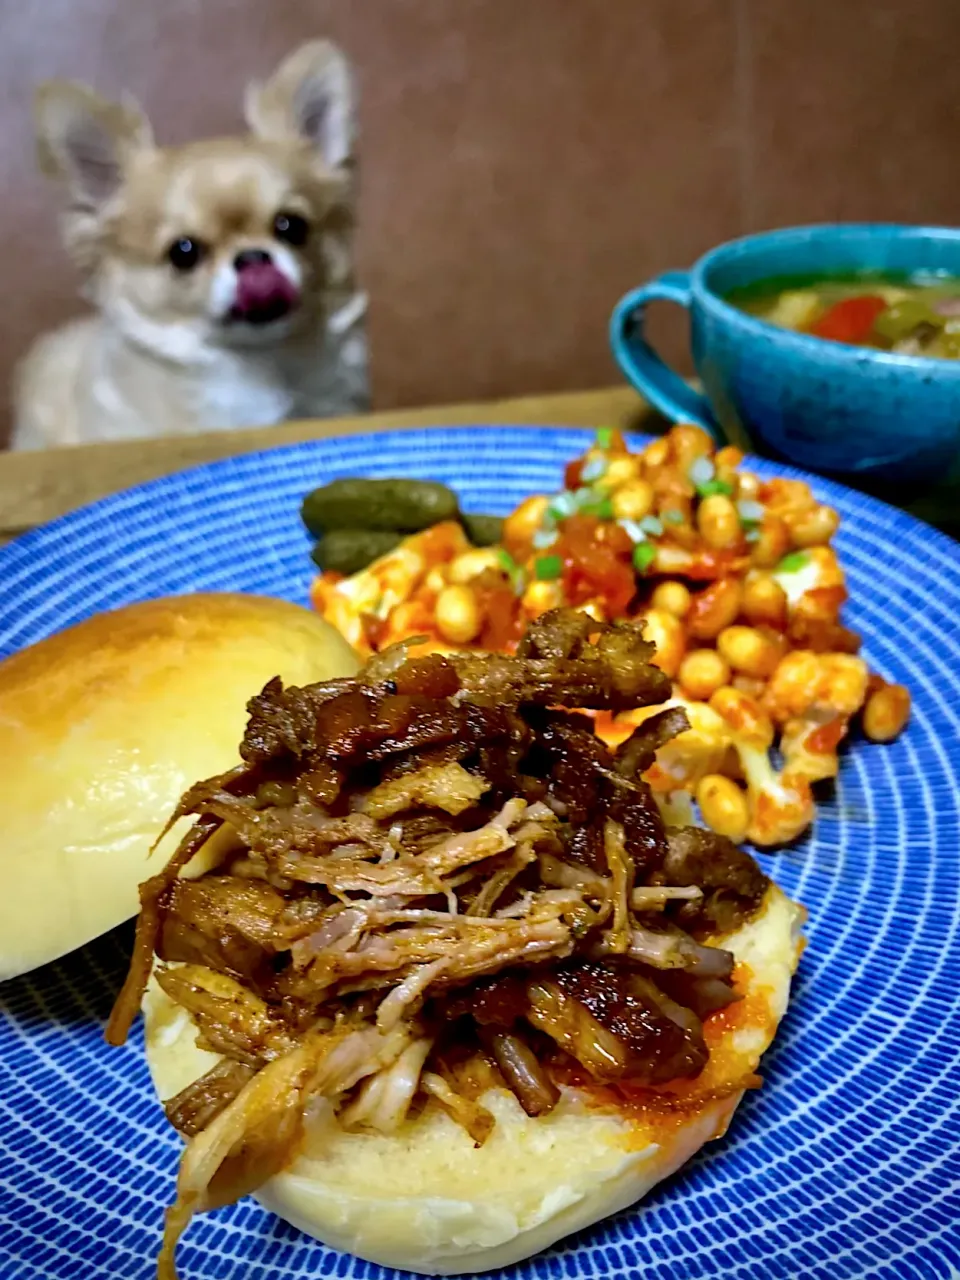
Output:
top-left (1, 0), bottom-right (959, 447)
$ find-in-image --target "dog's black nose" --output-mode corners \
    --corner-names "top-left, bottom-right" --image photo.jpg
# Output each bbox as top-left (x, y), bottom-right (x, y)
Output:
top-left (234, 249), bottom-right (272, 271)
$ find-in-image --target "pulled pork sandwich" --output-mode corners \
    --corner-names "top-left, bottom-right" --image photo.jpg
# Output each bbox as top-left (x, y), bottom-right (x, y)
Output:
top-left (107, 609), bottom-right (803, 1278)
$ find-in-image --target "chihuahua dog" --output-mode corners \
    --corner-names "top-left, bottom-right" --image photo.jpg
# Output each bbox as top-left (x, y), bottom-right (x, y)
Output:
top-left (12, 41), bottom-right (368, 450)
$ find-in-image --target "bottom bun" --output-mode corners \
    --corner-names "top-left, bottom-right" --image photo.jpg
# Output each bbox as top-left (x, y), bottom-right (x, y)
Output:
top-left (144, 883), bottom-right (803, 1275)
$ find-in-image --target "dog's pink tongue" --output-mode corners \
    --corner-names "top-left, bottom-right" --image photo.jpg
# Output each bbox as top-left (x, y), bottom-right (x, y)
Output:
top-left (234, 263), bottom-right (299, 315)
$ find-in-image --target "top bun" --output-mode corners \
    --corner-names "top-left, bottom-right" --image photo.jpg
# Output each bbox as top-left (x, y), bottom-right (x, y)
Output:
top-left (0, 593), bottom-right (358, 980)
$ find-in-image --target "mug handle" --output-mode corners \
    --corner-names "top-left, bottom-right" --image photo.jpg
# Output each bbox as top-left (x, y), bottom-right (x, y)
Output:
top-left (609, 273), bottom-right (725, 444)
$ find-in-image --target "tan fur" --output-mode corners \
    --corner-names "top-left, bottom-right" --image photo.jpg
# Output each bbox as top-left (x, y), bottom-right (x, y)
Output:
top-left (13, 41), bottom-right (367, 450)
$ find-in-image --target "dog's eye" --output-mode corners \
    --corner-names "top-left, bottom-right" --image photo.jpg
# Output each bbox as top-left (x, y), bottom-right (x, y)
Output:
top-left (167, 237), bottom-right (206, 272)
top-left (273, 212), bottom-right (310, 246)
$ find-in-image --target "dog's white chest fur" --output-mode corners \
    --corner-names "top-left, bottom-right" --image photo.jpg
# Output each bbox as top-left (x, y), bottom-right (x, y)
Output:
top-left (193, 354), bottom-right (299, 431)
top-left (12, 298), bottom-right (369, 449)
top-left (86, 341), bottom-right (299, 438)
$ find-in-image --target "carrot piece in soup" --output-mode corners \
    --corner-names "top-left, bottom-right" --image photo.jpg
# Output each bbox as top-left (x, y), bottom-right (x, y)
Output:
top-left (809, 295), bottom-right (887, 345)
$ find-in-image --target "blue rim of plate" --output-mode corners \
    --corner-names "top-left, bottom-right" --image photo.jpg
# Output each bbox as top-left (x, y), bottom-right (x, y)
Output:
top-left (1, 425), bottom-right (959, 1280)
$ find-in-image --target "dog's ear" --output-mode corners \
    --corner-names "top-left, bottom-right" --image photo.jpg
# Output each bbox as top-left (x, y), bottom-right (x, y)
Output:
top-left (245, 41), bottom-right (354, 171)
top-left (35, 80), bottom-right (153, 208)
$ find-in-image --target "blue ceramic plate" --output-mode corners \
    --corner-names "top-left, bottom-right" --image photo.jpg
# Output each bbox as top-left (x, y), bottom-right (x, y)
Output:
top-left (1, 427), bottom-right (958, 1280)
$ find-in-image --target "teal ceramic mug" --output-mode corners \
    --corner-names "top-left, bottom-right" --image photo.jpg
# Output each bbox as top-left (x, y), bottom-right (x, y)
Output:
top-left (609, 224), bottom-right (960, 488)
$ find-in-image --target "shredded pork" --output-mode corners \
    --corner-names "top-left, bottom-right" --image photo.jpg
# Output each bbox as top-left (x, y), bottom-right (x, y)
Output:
top-left (107, 609), bottom-right (769, 1279)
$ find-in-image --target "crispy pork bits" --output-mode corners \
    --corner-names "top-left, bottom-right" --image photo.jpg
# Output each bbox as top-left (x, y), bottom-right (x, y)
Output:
top-left (108, 610), bottom-right (768, 1280)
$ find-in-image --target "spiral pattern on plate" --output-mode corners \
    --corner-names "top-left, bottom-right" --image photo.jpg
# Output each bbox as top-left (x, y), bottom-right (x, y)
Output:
top-left (1, 427), bottom-right (958, 1280)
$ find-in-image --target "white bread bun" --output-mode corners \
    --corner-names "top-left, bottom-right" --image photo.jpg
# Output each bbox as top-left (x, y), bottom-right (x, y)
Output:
top-left (144, 882), bottom-right (803, 1275)
top-left (0, 593), bottom-right (358, 980)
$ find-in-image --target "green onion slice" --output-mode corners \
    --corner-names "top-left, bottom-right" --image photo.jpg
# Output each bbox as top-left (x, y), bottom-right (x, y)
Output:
top-left (633, 542), bottom-right (656, 573)
top-left (695, 477), bottom-right (734, 498)
top-left (618, 519), bottom-right (647, 544)
top-left (535, 554), bottom-right (563, 580)
top-left (548, 491), bottom-right (578, 520)
top-left (737, 498), bottom-right (766, 525)
top-left (688, 456), bottom-right (715, 487)
top-left (531, 527), bottom-right (559, 550)
top-left (776, 550), bottom-right (810, 573)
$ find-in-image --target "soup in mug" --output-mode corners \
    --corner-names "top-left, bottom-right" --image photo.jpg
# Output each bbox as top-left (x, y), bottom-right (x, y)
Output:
top-left (728, 273), bottom-right (960, 358)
